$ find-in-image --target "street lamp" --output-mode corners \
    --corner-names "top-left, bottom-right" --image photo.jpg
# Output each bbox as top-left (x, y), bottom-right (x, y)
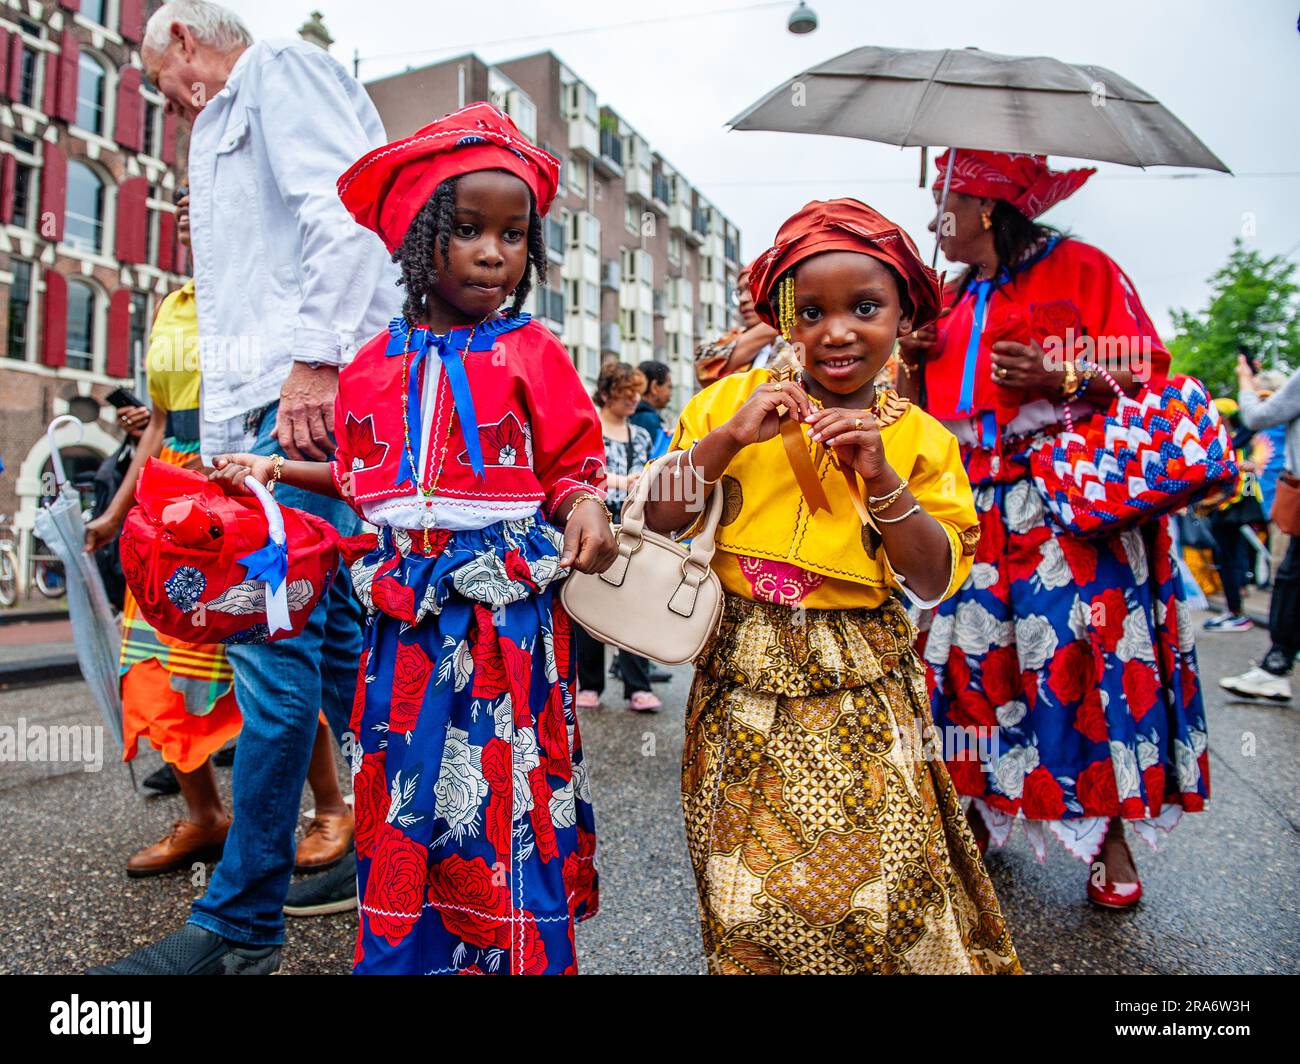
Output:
top-left (788, 2), bottom-right (818, 34)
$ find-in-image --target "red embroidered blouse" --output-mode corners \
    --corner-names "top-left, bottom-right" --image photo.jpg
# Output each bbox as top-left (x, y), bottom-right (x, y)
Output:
top-left (330, 314), bottom-right (607, 526)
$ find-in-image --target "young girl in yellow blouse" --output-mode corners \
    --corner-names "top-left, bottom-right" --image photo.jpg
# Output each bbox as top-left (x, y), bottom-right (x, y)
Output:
top-left (644, 198), bottom-right (1020, 974)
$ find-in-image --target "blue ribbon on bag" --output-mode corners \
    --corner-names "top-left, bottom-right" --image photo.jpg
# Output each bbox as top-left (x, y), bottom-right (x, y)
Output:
top-left (385, 315), bottom-right (532, 487)
top-left (237, 540), bottom-right (288, 592)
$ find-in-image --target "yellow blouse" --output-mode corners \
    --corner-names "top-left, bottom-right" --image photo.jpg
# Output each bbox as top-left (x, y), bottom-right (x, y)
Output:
top-left (670, 367), bottom-right (979, 610)
top-left (146, 280), bottom-right (200, 414)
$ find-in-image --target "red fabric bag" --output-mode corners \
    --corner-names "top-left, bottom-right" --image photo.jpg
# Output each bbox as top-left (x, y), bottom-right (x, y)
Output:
top-left (119, 459), bottom-right (341, 644)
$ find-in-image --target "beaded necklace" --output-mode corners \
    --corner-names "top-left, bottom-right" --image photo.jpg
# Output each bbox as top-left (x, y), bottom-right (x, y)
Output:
top-left (398, 318), bottom-right (483, 550)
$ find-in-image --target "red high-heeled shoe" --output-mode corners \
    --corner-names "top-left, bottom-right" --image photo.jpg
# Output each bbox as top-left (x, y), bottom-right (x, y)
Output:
top-left (1087, 875), bottom-right (1143, 909)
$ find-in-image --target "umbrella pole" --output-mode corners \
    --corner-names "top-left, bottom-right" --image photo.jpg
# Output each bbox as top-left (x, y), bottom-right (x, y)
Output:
top-left (932, 148), bottom-right (956, 269)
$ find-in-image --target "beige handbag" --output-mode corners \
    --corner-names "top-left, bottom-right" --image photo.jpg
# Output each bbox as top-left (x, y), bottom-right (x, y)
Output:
top-left (560, 453), bottom-right (725, 665)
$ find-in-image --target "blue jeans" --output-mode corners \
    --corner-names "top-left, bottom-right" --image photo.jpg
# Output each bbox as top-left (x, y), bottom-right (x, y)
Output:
top-left (189, 402), bottom-right (362, 945)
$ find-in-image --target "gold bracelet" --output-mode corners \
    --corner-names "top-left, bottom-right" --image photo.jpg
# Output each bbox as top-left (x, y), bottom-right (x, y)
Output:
top-left (568, 492), bottom-right (612, 524)
top-left (867, 479), bottom-right (908, 514)
top-left (1060, 360), bottom-right (1080, 399)
top-left (269, 454), bottom-right (285, 493)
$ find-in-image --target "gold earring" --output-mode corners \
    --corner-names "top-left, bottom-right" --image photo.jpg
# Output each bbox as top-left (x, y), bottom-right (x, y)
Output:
top-left (981, 211), bottom-right (993, 231)
top-left (777, 275), bottom-right (796, 341)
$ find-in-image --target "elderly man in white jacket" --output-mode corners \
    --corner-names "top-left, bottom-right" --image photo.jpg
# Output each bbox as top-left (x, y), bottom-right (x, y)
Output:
top-left (92, 1), bottom-right (397, 976)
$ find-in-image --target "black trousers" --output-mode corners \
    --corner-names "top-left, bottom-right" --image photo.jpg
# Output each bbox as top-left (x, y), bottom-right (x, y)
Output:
top-left (574, 624), bottom-right (651, 699)
top-left (1264, 534), bottom-right (1300, 675)
top-left (1209, 511), bottom-right (1248, 615)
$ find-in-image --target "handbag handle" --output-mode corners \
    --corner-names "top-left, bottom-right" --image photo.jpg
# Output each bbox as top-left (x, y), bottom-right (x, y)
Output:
top-left (1061, 359), bottom-right (1127, 434)
top-left (611, 451), bottom-right (725, 579)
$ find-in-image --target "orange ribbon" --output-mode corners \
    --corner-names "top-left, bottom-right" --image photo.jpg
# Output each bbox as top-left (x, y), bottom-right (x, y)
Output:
top-left (778, 413), bottom-right (831, 515)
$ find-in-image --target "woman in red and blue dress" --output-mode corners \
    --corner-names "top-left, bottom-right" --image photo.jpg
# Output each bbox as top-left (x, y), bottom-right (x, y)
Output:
top-left (212, 102), bottom-right (615, 973)
top-left (897, 150), bottom-right (1209, 909)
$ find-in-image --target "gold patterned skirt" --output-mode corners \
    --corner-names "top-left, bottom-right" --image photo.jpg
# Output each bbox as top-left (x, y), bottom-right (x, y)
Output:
top-left (681, 593), bottom-right (1021, 974)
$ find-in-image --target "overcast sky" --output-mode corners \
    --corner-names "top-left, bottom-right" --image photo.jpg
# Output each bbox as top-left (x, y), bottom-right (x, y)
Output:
top-left (226, 0), bottom-right (1299, 336)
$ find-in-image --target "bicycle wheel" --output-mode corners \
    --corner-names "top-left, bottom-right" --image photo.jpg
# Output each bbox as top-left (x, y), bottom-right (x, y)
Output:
top-left (0, 547), bottom-right (16, 608)
top-left (35, 561), bottom-right (66, 599)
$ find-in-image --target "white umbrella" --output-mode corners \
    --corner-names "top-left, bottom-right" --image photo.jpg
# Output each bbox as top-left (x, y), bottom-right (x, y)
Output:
top-left (33, 415), bottom-right (128, 771)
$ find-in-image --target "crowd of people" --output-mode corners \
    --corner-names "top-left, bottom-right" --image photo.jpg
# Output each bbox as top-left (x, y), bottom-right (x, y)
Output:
top-left (74, 0), bottom-right (1293, 976)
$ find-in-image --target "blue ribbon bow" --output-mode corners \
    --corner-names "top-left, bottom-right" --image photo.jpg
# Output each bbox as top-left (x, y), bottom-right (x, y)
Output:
top-left (385, 315), bottom-right (532, 488)
top-left (237, 540), bottom-right (288, 593)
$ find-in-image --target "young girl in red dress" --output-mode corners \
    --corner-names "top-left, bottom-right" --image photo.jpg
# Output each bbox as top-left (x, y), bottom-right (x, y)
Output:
top-left (211, 102), bottom-right (616, 974)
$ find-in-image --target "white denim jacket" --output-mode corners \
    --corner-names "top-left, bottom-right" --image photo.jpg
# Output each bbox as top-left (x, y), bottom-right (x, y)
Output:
top-left (189, 39), bottom-right (399, 443)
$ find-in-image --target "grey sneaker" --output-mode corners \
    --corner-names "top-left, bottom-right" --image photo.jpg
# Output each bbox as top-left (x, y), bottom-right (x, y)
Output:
top-left (86, 924), bottom-right (280, 975)
top-left (1219, 666), bottom-right (1292, 702)
top-left (283, 850), bottom-right (358, 917)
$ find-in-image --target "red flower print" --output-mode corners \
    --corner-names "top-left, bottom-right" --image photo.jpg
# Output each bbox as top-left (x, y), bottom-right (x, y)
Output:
top-left (1005, 526), bottom-right (1053, 585)
top-left (353, 751), bottom-right (389, 859)
top-left (1059, 535), bottom-right (1099, 586)
top-left (338, 532), bottom-right (379, 566)
top-left (460, 411), bottom-right (532, 469)
top-left (1028, 300), bottom-right (1083, 346)
top-left (350, 656), bottom-right (369, 736)
top-left (985, 793), bottom-right (1021, 817)
top-left (980, 645), bottom-right (1021, 708)
top-left (427, 853), bottom-right (513, 951)
top-left (952, 681), bottom-right (997, 730)
top-left (945, 754), bottom-right (986, 798)
top-left (471, 604), bottom-right (510, 699)
top-left (364, 823), bottom-right (428, 946)
top-left (551, 602), bottom-right (573, 678)
top-left (1075, 759), bottom-right (1119, 817)
top-left (1090, 587), bottom-right (1127, 653)
top-left (389, 640), bottom-right (432, 734)
top-left (1073, 688), bottom-right (1109, 744)
top-left (539, 684), bottom-right (571, 781)
top-left (481, 737), bottom-right (513, 861)
top-left (345, 413), bottom-right (390, 471)
top-left (504, 548), bottom-right (538, 591)
top-left (975, 505), bottom-right (1007, 564)
top-left (529, 766), bottom-right (560, 863)
top-left (1021, 765), bottom-right (1066, 819)
top-left (1120, 796), bottom-right (1146, 818)
top-left (562, 828), bottom-right (598, 917)
top-left (1047, 640), bottom-right (1093, 705)
top-left (1122, 660), bottom-right (1161, 723)
top-left (1142, 764), bottom-right (1165, 817)
top-left (501, 636), bottom-right (534, 727)
top-left (371, 555), bottom-right (416, 621)
top-left (518, 919), bottom-right (549, 975)
top-left (1021, 669), bottom-right (1039, 711)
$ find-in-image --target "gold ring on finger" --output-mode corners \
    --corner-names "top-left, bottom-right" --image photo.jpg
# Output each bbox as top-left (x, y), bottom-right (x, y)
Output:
top-left (997, 366), bottom-right (1008, 379)
top-left (855, 417), bottom-right (863, 430)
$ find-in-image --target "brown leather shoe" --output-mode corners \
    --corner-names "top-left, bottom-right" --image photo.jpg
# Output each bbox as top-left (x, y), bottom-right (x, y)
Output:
top-left (295, 810), bottom-right (354, 872)
top-left (127, 817), bottom-right (231, 878)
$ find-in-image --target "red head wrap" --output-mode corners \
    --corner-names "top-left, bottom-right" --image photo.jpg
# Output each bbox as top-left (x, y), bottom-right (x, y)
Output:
top-left (748, 198), bottom-right (942, 330)
top-left (337, 101), bottom-right (562, 253)
top-left (932, 149), bottom-right (1095, 220)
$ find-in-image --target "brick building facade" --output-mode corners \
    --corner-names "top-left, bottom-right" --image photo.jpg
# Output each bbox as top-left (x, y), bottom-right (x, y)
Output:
top-left (0, 0), bottom-right (187, 594)
top-left (365, 50), bottom-right (743, 411)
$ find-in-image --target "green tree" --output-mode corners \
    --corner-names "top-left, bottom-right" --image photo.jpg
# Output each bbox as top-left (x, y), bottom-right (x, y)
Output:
top-left (1168, 239), bottom-right (1300, 398)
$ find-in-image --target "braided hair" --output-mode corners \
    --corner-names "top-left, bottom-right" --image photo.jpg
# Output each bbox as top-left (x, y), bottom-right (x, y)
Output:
top-left (392, 174), bottom-right (548, 323)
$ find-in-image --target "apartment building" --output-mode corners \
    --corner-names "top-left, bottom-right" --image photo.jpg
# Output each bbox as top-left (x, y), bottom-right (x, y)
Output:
top-left (364, 50), bottom-right (743, 408)
top-left (0, 0), bottom-right (187, 591)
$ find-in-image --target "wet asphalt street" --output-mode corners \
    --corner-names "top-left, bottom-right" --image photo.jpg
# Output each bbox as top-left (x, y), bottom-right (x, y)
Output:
top-left (0, 606), bottom-right (1295, 975)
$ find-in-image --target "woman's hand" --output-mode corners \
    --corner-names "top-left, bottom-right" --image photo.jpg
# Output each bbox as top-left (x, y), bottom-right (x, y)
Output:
top-left (805, 407), bottom-right (892, 484)
top-left (84, 511), bottom-right (124, 553)
top-left (209, 453), bottom-right (277, 494)
top-left (1236, 353), bottom-right (1257, 391)
top-left (560, 498), bottom-right (618, 574)
top-left (896, 323), bottom-right (937, 366)
top-left (723, 379), bottom-right (814, 448)
top-left (115, 405), bottom-right (151, 435)
top-left (990, 339), bottom-right (1061, 397)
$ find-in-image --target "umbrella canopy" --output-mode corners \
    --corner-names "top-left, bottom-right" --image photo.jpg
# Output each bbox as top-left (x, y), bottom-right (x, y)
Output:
top-left (729, 46), bottom-right (1229, 171)
top-left (33, 416), bottom-right (125, 756)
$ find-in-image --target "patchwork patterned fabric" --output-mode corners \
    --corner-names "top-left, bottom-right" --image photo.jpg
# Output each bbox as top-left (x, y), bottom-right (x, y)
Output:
top-left (350, 519), bottom-right (598, 975)
top-left (683, 594), bottom-right (1020, 975)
